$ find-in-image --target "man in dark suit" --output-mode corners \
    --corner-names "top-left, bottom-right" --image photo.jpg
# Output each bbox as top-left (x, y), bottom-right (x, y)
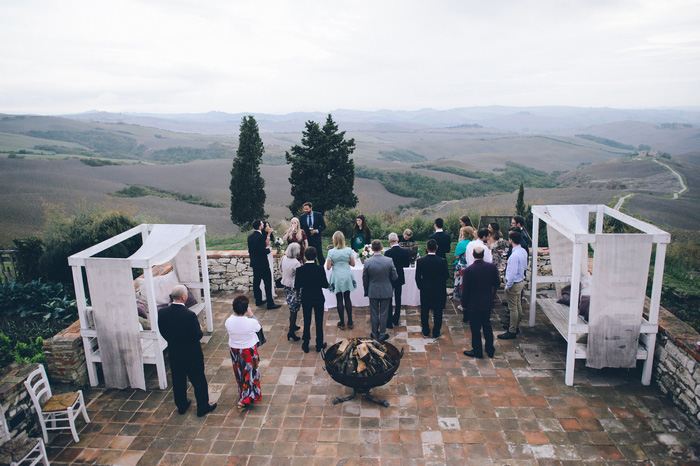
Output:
top-left (247, 219), bottom-right (281, 309)
top-left (428, 217), bottom-right (451, 260)
top-left (461, 246), bottom-right (501, 358)
top-left (294, 246), bottom-right (329, 353)
top-left (300, 202), bottom-right (326, 264)
top-left (415, 239), bottom-right (449, 338)
top-left (384, 232), bottom-right (411, 328)
top-left (158, 285), bottom-right (216, 417)
top-left (362, 240), bottom-right (398, 341)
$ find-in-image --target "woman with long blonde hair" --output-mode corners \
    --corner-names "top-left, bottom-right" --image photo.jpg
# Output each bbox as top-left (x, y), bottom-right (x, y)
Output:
top-left (325, 231), bottom-right (356, 329)
top-left (283, 217), bottom-right (308, 260)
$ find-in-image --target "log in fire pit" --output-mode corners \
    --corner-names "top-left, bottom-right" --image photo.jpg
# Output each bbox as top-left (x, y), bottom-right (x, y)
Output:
top-left (322, 338), bottom-right (403, 407)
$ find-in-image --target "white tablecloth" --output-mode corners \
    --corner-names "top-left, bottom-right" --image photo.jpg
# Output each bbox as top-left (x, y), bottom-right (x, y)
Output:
top-left (323, 263), bottom-right (420, 309)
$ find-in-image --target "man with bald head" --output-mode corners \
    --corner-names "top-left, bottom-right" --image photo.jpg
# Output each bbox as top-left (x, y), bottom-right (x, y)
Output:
top-left (158, 285), bottom-right (216, 417)
top-left (460, 245), bottom-right (501, 358)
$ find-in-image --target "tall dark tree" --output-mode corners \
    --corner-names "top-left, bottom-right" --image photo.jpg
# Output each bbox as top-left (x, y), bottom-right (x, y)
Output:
top-left (515, 181), bottom-right (526, 217)
top-left (286, 114), bottom-right (357, 214)
top-left (230, 116), bottom-right (266, 227)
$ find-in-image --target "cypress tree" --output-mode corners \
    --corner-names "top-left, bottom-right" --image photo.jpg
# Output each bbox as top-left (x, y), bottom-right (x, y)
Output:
top-left (230, 116), bottom-right (266, 227)
top-left (515, 181), bottom-right (526, 217)
top-left (286, 114), bottom-right (358, 214)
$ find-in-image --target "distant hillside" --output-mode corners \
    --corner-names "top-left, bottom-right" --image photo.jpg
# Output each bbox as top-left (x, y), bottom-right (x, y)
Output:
top-left (558, 121), bottom-right (700, 155)
top-left (62, 106), bottom-right (700, 134)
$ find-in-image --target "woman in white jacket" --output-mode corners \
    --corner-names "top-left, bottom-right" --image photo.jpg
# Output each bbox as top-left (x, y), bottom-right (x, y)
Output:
top-left (281, 242), bottom-right (302, 341)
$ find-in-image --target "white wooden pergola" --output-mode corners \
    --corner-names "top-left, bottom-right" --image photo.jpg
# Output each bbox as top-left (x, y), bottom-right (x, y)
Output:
top-left (529, 205), bottom-right (670, 385)
top-left (68, 224), bottom-right (212, 390)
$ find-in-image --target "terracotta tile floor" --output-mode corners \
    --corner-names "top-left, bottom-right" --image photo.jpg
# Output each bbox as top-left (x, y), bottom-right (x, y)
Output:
top-left (46, 291), bottom-right (700, 465)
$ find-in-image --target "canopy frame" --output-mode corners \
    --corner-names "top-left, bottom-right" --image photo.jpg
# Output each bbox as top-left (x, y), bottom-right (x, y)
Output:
top-left (528, 205), bottom-right (670, 385)
top-left (68, 224), bottom-right (212, 390)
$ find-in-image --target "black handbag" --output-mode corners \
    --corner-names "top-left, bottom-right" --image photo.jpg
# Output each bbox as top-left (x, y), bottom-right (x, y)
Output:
top-left (253, 316), bottom-right (266, 346)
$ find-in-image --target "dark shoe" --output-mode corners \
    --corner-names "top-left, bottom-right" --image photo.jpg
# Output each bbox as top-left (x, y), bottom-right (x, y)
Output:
top-left (380, 334), bottom-right (390, 342)
top-left (463, 350), bottom-right (483, 359)
top-left (386, 323), bottom-right (394, 329)
top-left (337, 321), bottom-right (345, 330)
top-left (177, 398), bottom-right (191, 415)
top-left (432, 331), bottom-right (442, 339)
top-left (421, 331), bottom-right (430, 338)
top-left (267, 303), bottom-right (281, 310)
top-left (393, 317), bottom-right (399, 326)
top-left (347, 322), bottom-right (354, 329)
top-left (197, 402), bottom-right (217, 417)
top-left (302, 342), bottom-right (309, 353)
top-left (498, 331), bottom-right (517, 340)
top-left (287, 331), bottom-right (300, 341)
top-left (486, 349), bottom-right (495, 358)
top-left (316, 342), bottom-right (327, 352)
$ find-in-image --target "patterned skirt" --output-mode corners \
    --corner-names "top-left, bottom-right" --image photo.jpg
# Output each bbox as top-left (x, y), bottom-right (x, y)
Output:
top-left (230, 346), bottom-right (262, 406)
top-left (284, 286), bottom-right (302, 314)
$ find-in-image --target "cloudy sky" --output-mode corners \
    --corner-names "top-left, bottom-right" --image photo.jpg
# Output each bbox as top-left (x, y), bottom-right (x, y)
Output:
top-left (1, 0), bottom-right (699, 115)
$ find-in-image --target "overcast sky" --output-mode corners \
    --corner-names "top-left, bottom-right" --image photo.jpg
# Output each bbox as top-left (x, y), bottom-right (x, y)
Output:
top-left (1, 0), bottom-right (699, 115)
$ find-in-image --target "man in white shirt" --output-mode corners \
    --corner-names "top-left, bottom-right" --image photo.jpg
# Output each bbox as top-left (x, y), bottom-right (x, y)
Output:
top-left (465, 228), bottom-right (493, 267)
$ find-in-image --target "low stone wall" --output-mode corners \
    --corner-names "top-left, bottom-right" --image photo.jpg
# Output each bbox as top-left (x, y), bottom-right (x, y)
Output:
top-left (651, 309), bottom-right (700, 423)
top-left (0, 363), bottom-right (40, 439)
top-left (207, 250), bottom-right (281, 292)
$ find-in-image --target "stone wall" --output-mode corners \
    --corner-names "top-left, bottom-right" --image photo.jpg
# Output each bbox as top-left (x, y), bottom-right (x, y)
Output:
top-left (207, 250), bottom-right (281, 292)
top-left (651, 313), bottom-right (700, 423)
top-left (0, 363), bottom-right (40, 439)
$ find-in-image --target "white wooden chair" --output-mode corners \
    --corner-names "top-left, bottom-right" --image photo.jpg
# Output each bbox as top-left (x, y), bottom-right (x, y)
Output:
top-left (23, 366), bottom-right (90, 444)
top-left (0, 404), bottom-right (49, 466)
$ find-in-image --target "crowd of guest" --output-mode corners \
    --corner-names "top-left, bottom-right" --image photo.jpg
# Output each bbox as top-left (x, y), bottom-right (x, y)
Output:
top-left (159, 206), bottom-right (531, 412)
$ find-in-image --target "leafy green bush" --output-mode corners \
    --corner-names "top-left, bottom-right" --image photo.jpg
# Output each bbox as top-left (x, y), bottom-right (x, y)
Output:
top-left (0, 279), bottom-right (77, 323)
top-left (0, 333), bottom-right (46, 366)
top-left (0, 279), bottom-right (77, 366)
top-left (13, 237), bottom-right (44, 282)
top-left (40, 204), bottom-right (141, 283)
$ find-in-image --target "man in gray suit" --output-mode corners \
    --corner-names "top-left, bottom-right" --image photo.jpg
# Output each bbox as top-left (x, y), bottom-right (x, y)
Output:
top-left (362, 240), bottom-right (398, 341)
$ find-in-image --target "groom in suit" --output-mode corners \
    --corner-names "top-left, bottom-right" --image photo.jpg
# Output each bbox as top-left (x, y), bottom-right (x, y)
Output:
top-left (247, 219), bottom-right (281, 309)
top-left (362, 240), bottom-right (398, 341)
top-left (416, 239), bottom-right (449, 338)
top-left (300, 202), bottom-right (326, 264)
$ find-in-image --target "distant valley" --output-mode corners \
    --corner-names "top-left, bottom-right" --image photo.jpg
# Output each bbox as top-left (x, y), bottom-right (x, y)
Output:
top-left (0, 106), bottom-right (698, 244)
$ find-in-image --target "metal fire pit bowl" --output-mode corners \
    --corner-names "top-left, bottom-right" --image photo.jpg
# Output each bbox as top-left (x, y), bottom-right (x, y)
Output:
top-left (322, 340), bottom-right (404, 407)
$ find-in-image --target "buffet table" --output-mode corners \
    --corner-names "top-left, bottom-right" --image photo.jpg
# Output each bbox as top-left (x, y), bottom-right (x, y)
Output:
top-left (323, 263), bottom-right (420, 309)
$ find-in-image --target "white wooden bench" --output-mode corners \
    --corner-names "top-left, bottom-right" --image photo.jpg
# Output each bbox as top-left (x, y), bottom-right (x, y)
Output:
top-left (536, 292), bottom-right (655, 374)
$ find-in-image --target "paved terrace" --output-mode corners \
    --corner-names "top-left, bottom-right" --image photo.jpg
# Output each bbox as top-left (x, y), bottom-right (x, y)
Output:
top-left (46, 292), bottom-right (700, 465)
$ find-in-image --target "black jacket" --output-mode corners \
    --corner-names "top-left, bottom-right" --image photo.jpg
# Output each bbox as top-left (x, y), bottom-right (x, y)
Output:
top-left (460, 260), bottom-right (501, 313)
top-left (384, 244), bottom-right (411, 286)
top-left (415, 253), bottom-right (448, 300)
top-left (294, 262), bottom-right (329, 305)
top-left (428, 231), bottom-right (451, 259)
top-left (158, 303), bottom-right (203, 367)
top-left (247, 230), bottom-right (270, 269)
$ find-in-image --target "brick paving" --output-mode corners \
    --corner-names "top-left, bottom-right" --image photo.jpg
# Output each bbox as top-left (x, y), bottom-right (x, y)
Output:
top-left (45, 291), bottom-right (700, 465)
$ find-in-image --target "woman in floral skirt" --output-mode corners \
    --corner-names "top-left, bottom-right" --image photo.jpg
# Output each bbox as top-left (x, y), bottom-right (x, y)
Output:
top-left (225, 295), bottom-right (263, 411)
